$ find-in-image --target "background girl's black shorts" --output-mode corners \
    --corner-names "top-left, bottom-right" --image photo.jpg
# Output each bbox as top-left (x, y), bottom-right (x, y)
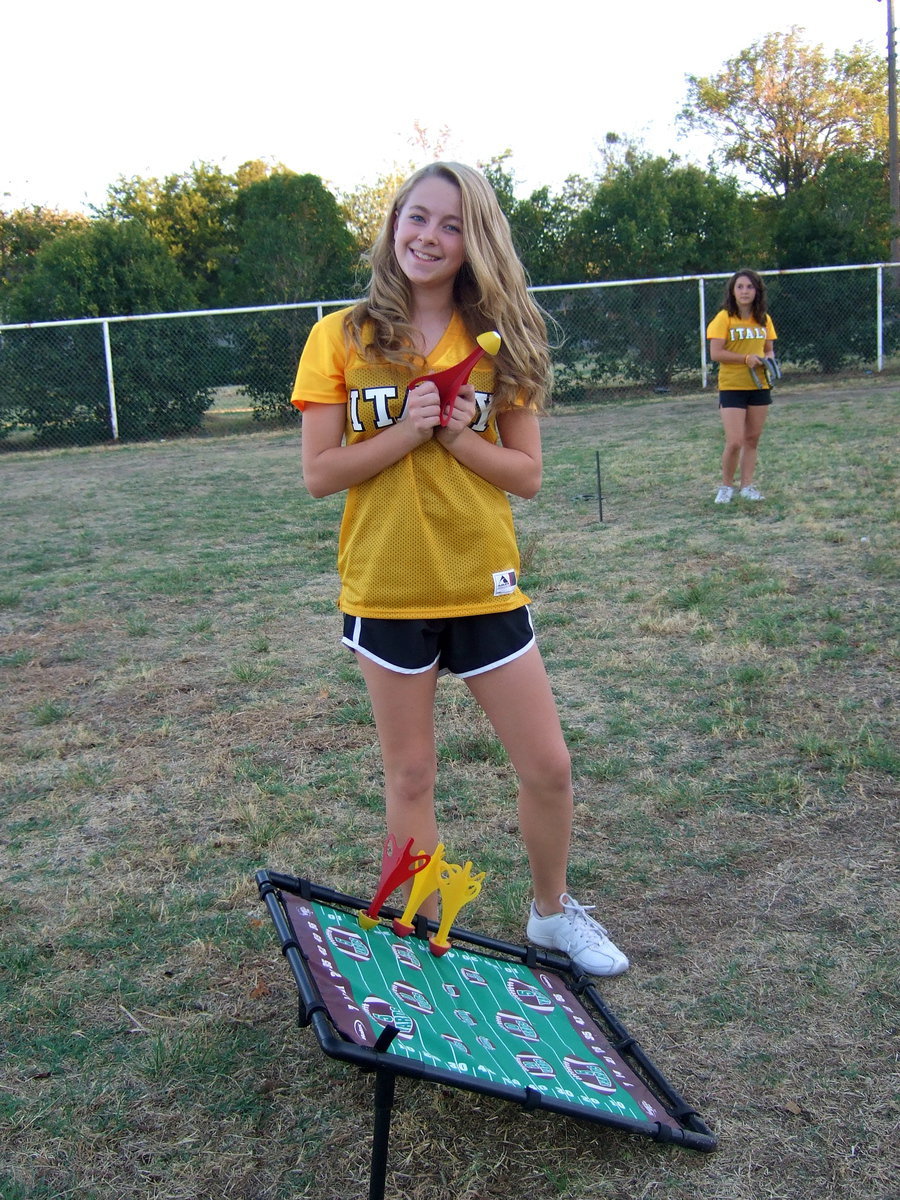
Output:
top-left (718, 389), bottom-right (772, 408)
top-left (342, 608), bottom-right (535, 678)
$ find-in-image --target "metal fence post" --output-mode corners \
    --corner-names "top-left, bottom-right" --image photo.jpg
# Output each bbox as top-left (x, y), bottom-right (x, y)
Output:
top-left (101, 320), bottom-right (119, 440)
top-left (877, 265), bottom-right (884, 373)
top-left (698, 277), bottom-right (708, 389)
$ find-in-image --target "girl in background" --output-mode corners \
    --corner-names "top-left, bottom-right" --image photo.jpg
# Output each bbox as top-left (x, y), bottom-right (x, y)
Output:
top-left (707, 269), bottom-right (778, 503)
top-left (291, 162), bottom-right (628, 976)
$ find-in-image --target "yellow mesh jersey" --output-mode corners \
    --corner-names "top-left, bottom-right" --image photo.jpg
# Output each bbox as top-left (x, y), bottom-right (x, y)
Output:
top-left (291, 308), bottom-right (531, 619)
top-left (706, 310), bottom-right (777, 390)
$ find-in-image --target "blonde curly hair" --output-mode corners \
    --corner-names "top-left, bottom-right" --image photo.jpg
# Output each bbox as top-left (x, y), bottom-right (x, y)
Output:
top-left (344, 162), bottom-right (552, 413)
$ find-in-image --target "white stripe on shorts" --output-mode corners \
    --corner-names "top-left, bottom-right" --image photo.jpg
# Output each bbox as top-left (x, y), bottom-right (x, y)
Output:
top-left (341, 616), bottom-right (440, 675)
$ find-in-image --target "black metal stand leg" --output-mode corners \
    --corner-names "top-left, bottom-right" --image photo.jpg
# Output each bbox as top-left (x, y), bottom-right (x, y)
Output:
top-left (368, 1068), bottom-right (396, 1200)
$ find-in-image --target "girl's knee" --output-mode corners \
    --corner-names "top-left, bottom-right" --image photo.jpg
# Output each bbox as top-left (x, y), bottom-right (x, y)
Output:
top-left (386, 756), bottom-right (437, 802)
top-left (520, 745), bottom-right (572, 796)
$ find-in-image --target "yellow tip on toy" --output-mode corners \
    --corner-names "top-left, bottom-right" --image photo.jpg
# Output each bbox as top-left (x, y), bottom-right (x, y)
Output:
top-left (476, 330), bottom-right (502, 356)
top-left (357, 913), bottom-right (380, 930)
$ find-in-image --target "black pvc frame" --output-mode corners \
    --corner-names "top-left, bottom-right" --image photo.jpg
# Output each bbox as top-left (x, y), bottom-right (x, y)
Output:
top-left (256, 869), bottom-right (716, 1199)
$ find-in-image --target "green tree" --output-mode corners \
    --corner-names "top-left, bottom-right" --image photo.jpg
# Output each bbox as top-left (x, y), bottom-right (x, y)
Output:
top-left (513, 181), bottom-right (593, 286)
top-left (479, 153), bottom-right (593, 285)
top-left (772, 153), bottom-right (893, 268)
top-left (1, 220), bottom-right (214, 444)
top-left (227, 171), bottom-right (357, 305)
top-left (546, 152), bottom-right (766, 392)
top-left (478, 151), bottom-right (518, 222)
top-left (224, 172), bottom-right (358, 420)
top-left (101, 161), bottom-right (245, 306)
top-left (341, 167), bottom-right (408, 252)
top-left (0, 206), bottom-right (87, 310)
top-left (680, 28), bottom-right (888, 197)
top-left (7, 218), bottom-right (197, 320)
top-left (763, 154), bottom-right (896, 373)
top-left (573, 151), bottom-right (764, 279)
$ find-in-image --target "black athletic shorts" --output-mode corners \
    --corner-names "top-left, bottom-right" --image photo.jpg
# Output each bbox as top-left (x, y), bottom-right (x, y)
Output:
top-left (719, 389), bottom-right (772, 409)
top-left (341, 608), bottom-right (535, 678)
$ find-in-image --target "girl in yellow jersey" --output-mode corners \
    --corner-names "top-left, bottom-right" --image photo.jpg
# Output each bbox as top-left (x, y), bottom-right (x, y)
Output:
top-left (291, 163), bottom-right (628, 976)
top-left (707, 269), bottom-right (778, 504)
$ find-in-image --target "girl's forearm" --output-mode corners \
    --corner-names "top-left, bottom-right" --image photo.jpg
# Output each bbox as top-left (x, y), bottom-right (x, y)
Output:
top-left (711, 347), bottom-right (761, 364)
top-left (435, 427), bottom-right (541, 498)
top-left (303, 420), bottom-right (424, 497)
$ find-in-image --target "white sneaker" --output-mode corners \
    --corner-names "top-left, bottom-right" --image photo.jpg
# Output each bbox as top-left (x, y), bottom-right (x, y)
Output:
top-left (739, 485), bottom-right (764, 501)
top-left (714, 485), bottom-right (733, 504)
top-left (526, 893), bottom-right (629, 976)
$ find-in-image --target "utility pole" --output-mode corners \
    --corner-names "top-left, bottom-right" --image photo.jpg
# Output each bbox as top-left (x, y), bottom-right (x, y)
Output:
top-left (885, 0), bottom-right (900, 264)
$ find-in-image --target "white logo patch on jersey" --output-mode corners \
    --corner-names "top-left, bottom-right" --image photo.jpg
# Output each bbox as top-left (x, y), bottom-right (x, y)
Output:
top-left (492, 569), bottom-right (518, 596)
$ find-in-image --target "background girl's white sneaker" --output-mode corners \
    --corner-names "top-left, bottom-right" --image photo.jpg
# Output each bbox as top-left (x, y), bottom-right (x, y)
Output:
top-left (739, 485), bottom-right (764, 500)
top-left (526, 893), bottom-right (629, 976)
top-left (714, 485), bottom-right (733, 504)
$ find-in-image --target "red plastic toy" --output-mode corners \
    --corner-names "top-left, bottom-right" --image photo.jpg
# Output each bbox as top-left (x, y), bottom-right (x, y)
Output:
top-left (358, 835), bottom-right (431, 930)
top-left (409, 331), bottom-right (501, 426)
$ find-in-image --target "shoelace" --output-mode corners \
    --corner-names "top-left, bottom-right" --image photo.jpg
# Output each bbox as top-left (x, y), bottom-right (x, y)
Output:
top-left (562, 897), bottom-right (613, 946)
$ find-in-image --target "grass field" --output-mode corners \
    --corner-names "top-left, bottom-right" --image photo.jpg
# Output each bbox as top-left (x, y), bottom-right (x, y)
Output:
top-left (1, 379), bottom-right (897, 1200)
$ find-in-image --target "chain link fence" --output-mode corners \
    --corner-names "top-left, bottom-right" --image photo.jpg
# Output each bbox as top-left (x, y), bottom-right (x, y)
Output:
top-left (2, 264), bottom-right (898, 450)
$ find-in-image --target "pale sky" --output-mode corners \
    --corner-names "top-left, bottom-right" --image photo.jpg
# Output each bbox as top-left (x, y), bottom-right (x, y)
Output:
top-left (1, 0), bottom-right (889, 213)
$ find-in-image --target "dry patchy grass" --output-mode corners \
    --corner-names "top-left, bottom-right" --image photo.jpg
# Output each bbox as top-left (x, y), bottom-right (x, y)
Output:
top-left (1, 380), bottom-right (897, 1200)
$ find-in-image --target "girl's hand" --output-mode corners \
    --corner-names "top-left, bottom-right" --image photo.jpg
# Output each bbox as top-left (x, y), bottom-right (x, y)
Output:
top-left (402, 381), bottom-right (442, 438)
top-left (435, 384), bottom-right (477, 443)
top-left (745, 353), bottom-right (762, 368)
